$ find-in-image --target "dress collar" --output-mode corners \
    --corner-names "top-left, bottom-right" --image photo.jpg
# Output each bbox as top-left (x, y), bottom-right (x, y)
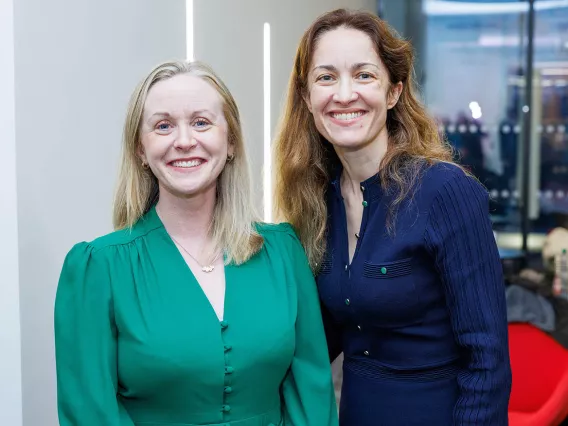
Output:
top-left (330, 163), bottom-right (383, 202)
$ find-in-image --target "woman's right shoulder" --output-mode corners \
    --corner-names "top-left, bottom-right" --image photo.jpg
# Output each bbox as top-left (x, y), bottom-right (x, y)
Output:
top-left (57, 228), bottom-right (143, 303)
top-left (62, 226), bottom-right (143, 270)
top-left (69, 222), bottom-right (150, 254)
top-left (55, 230), bottom-right (137, 322)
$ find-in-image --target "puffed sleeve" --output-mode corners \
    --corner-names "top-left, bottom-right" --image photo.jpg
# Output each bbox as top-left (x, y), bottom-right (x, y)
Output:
top-left (278, 226), bottom-right (339, 426)
top-left (54, 242), bottom-right (135, 426)
top-left (424, 171), bottom-right (512, 425)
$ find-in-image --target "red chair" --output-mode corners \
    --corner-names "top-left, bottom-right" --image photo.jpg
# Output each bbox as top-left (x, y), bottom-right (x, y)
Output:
top-left (508, 323), bottom-right (568, 426)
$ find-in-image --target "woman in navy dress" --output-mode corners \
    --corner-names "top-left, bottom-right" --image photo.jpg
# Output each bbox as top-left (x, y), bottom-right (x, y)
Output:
top-left (273, 8), bottom-right (512, 426)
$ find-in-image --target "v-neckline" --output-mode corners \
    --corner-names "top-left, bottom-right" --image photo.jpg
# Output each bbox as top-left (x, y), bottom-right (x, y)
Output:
top-left (171, 237), bottom-right (229, 323)
top-left (151, 206), bottom-right (229, 323)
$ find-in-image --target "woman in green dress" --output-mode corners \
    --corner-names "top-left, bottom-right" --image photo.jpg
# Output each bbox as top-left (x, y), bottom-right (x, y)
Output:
top-left (54, 60), bottom-right (338, 426)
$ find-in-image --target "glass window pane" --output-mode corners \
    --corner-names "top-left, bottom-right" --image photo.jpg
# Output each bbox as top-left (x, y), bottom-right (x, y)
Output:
top-left (532, 1), bottom-right (568, 244)
top-left (422, 0), bottom-right (530, 252)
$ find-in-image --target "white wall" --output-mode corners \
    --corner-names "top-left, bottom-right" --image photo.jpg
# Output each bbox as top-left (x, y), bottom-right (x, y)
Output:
top-left (13, 1), bottom-right (185, 425)
top-left (7, 1), bottom-right (377, 425)
top-left (0, 0), bottom-right (23, 424)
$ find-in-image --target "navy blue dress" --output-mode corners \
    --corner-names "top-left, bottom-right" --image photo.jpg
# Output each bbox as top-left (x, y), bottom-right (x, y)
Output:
top-left (318, 162), bottom-right (512, 426)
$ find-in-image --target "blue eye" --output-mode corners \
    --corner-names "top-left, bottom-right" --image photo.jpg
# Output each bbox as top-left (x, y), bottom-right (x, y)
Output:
top-left (317, 74), bottom-right (334, 82)
top-left (156, 122), bottom-right (171, 131)
top-left (194, 119), bottom-right (210, 128)
top-left (358, 73), bottom-right (373, 80)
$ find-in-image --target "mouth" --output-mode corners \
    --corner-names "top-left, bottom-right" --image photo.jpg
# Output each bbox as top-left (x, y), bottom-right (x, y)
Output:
top-left (168, 158), bottom-right (206, 169)
top-left (328, 110), bottom-right (367, 124)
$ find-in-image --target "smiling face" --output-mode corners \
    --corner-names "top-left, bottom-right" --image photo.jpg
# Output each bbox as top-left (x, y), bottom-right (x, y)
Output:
top-left (305, 26), bottom-right (402, 153)
top-left (139, 73), bottom-right (233, 199)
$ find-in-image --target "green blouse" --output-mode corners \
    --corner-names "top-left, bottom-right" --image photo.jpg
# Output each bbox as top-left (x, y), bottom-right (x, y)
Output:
top-left (54, 207), bottom-right (338, 426)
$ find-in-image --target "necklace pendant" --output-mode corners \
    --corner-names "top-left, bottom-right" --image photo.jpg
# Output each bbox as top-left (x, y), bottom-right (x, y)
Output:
top-left (202, 265), bottom-right (215, 273)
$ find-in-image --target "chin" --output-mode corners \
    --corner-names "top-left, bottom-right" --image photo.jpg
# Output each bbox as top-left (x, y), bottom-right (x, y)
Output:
top-left (161, 181), bottom-right (208, 198)
top-left (329, 137), bottom-right (368, 151)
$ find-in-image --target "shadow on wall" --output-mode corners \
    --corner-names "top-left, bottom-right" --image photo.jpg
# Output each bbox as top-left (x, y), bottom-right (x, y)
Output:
top-left (332, 353), bottom-right (343, 410)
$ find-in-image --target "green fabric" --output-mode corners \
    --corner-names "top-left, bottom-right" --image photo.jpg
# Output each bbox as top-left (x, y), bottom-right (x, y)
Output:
top-left (54, 206), bottom-right (337, 426)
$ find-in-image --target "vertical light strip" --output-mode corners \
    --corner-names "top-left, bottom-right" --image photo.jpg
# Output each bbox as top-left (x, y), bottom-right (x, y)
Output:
top-left (263, 22), bottom-right (272, 222)
top-left (186, 0), bottom-right (194, 61)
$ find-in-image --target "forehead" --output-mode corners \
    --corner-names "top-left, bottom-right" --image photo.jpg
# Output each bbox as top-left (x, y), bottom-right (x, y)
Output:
top-left (311, 27), bottom-right (382, 70)
top-left (144, 73), bottom-right (223, 115)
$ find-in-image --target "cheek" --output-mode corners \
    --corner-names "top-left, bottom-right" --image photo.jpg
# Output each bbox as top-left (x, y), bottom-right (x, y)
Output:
top-left (204, 129), bottom-right (229, 156)
top-left (139, 134), bottom-right (155, 157)
top-left (362, 85), bottom-right (388, 109)
top-left (144, 136), bottom-right (170, 159)
top-left (308, 89), bottom-right (330, 114)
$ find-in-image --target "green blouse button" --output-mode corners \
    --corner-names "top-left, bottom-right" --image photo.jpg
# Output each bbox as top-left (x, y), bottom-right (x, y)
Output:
top-left (224, 386), bottom-right (233, 394)
top-left (220, 321), bottom-right (228, 329)
top-left (224, 366), bottom-right (234, 374)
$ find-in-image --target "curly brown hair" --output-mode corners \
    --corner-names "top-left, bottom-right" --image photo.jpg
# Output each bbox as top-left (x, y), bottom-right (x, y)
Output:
top-left (273, 8), bottom-right (455, 271)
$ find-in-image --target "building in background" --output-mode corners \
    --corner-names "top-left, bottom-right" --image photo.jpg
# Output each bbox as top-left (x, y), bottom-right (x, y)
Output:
top-left (381, 0), bottom-right (568, 261)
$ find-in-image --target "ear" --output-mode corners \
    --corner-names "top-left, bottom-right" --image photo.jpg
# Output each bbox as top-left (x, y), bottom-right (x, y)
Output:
top-left (302, 90), bottom-right (313, 114)
top-left (137, 145), bottom-right (147, 164)
top-left (387, 82), bottom-right (403, 110)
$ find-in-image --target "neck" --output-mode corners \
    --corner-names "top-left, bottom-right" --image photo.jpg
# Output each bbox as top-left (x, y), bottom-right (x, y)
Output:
top-left (156, 185), bottom-right (216, 242)
top-left (336, 127), bottom-right (388, 196)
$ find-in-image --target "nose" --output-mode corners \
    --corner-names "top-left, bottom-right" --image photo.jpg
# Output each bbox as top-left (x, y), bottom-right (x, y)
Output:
top-left (333, 79), bottom-right (358, 104)
top-left (173, 125), bottom-right (197, 150)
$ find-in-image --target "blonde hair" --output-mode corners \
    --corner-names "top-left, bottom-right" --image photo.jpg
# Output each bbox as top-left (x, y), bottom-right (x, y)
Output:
top-left (273, 9), bottom-right (455, 271)
top-left (113, 60), bottom-right (263, 265)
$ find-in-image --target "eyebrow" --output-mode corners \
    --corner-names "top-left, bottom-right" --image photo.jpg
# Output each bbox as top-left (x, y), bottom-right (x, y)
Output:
top-left (146, 109), bottom-right (214, 122)
top-left (311, 62), bottom-right (380, 73)
top-left (147, 112), bottom-right (171, 121)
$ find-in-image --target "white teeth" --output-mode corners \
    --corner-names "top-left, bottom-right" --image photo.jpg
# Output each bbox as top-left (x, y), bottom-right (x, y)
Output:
top-left (332, 111), bottom-right (365, 121)
top-left (171, 159), bottom-right (203, 168)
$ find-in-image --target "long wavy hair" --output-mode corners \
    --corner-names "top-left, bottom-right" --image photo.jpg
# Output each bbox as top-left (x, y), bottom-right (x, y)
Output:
top-left (113, 60), bottom-right (263, 265)
top-left (273, 8), bottom-right (455, 271)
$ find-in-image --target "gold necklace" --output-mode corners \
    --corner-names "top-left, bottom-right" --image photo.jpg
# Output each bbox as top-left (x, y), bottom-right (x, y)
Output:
top-left (170, 235), bottom-right (221, 273)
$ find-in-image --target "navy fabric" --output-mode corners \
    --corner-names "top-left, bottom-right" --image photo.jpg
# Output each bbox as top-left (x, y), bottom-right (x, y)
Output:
top-left (318, 162), bottom-right (512, 425)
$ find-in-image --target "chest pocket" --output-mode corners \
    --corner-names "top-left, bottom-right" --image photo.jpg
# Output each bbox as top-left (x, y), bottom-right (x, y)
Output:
top-left (359, 257), bottom-right (423, 327)
top-left (361, 257), bottom-right (414, 295)
top-left (363, 257), bottom-right (412, 279)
